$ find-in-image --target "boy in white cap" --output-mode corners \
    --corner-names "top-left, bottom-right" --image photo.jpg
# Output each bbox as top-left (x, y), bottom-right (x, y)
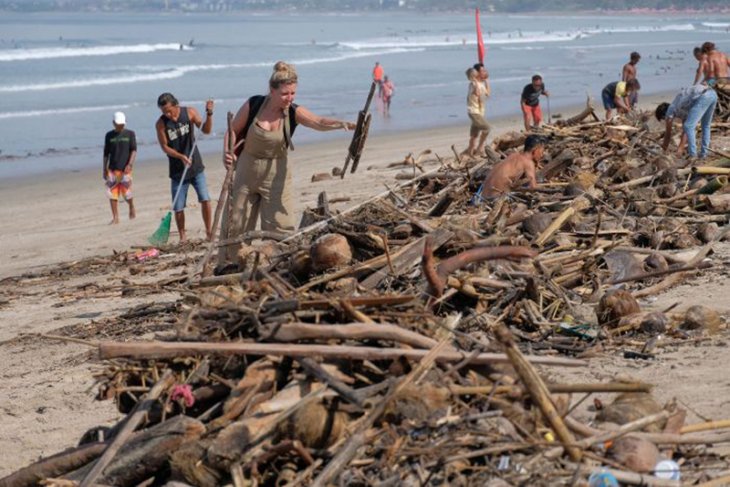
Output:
top-left (103, 111), bottom-right (137, 224)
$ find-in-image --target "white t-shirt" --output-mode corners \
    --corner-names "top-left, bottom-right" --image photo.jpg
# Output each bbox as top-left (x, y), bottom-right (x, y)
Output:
top-left (467, 80), bottom-right (490, 115)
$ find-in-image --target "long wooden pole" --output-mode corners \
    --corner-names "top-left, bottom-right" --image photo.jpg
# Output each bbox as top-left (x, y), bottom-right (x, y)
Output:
top-left (98, 341), bottom-right (586, 367)
top-left (190, 111), bottom-right (237, 282)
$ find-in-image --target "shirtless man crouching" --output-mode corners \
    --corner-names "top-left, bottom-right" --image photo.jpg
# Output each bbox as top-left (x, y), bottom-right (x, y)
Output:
top-left (480, 134), bottom-right (545, 198)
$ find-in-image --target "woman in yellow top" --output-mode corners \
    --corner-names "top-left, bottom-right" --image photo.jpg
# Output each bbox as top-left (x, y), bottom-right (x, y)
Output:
top-left (217, 61), bottom-right (355, 270)
top-left (465, 62), bottom-right (491, 158)
top-left (602, 78), bottom-right (640, 119)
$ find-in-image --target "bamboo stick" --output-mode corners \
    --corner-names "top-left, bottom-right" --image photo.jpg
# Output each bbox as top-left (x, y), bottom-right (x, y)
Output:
top-left (98, 341), bottom-right (586, 367)
top-left (493, 323), bottom-right (583, 461)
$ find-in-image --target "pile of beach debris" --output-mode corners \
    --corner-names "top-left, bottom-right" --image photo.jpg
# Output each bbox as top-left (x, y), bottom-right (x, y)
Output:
top-left (3, 102), bottom-right (730, 487)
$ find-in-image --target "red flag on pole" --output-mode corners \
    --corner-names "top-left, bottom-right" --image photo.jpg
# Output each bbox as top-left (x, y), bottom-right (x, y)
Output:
top-left (476, 8), bottom-right (485, 63)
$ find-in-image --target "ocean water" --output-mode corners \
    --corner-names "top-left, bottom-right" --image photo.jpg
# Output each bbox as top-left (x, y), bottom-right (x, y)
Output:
top-left (0, 11), bottom-right (729, 179)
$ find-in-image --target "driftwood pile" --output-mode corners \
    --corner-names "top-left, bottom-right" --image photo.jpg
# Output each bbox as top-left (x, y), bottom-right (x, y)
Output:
top-left (3, 103), bottom-right (730, 487)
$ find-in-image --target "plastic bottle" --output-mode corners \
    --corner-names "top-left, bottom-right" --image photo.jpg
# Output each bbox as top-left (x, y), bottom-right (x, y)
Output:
top-left (588, 469), bottom-right (619, 487)
top-left (654, 459), bottom-right (681, 481)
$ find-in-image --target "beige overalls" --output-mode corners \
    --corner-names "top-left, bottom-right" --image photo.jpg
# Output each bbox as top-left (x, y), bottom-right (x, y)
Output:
top-left (218, 97), bottom-right (295, 266)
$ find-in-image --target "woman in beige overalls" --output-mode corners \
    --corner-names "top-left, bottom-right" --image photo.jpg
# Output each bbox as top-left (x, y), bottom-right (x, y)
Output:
top-left (217, 62), bottom-right (355, 268)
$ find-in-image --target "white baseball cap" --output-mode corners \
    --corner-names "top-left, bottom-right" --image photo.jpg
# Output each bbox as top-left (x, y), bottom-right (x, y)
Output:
top-left (113, 111), bottom-right (126, 125)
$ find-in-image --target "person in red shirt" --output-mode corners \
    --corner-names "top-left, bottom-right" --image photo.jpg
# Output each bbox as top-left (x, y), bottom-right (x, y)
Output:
top-left (372, 61), bottom-right (384, 97)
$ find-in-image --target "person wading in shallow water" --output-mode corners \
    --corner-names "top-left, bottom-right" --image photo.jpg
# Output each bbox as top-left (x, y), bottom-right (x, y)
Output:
top-left (155, 92), bottom-right (214, 242)
top-left (215, 61), bottom-right (355, 273)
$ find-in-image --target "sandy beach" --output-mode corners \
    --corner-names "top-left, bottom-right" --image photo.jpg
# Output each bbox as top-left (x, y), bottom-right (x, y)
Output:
top-left (1, 96), bottom-right (729, 476)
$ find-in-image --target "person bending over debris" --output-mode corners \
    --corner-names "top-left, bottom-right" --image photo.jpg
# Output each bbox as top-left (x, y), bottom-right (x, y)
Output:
top-left (656, 84), bottom-right (718, 159)
top-left (601, 78), bottom-right (640, 120)
top-left (479, 135), bottom-right (544, 199)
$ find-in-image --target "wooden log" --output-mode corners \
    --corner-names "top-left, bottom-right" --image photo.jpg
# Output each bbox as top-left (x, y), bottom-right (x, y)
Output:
top-left (493, 323), bottom-right (583, 462)
top-left (360, 228), bottom-right (454, 289)
top-left (78, 370), bottom-right (175, 487)
top-left (702, 193), bottom-right (730, 213)
top-left (609, 168), bottom-right (692, 191)
top-left (67, 416), bottom-right (205, 485)
top-left (98, 341), bottom-right (586, 367)
top-left (259, 322), bottom-right (439, 350)
top-left (0, 443), bottom-right (106, 487)
top-left (559, 96), bottom-right (596, 126)
top-left (534, 196), bottom-right (590, 246)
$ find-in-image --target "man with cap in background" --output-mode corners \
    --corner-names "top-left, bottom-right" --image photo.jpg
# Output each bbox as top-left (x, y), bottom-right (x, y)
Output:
top-left (103, 111), bottom-right (136, 224)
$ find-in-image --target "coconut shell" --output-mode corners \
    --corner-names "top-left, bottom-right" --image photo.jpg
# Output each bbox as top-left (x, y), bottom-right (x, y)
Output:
top-left (286, 399), bottom-right (347, 449)
top-left (596, 393), bottom-right (666, 433)
top-left (310, 233), bottom-right (352, 272)
top-left (639, 312), bottom-right (669, 334)
top-left (657, 183), bottom-right (677, 199)
top-left (385, 384), bottom-right (450, 424)
top-left (521, 213), bottom-right (553, 236)
top-left (597, 290), bottom-right (641, 328)
top-left (325, 277), bottom-right (358, 295)
top-left (697, 222), bottom-right (720, 244)
top-left (391, 223), bottom-right (413, 240)
top-left (682, 305), bottom-right (722, 334)
top-left (609, 436), bottom-right (660, 472)
top-left (311, 172), bottom-right (332, 182)
top-left (170, 441), bottom-right (221, 487)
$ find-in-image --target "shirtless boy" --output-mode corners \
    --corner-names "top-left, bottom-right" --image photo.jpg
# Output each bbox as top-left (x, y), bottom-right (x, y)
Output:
top-left (701, 42), bottom-right (730, 89)
top-left (622, 52), bottom-right (640, 107)
top-left (480, 135), bottom-right (544, 198)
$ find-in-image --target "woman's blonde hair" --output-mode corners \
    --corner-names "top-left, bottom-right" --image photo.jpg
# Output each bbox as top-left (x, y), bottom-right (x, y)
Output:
top-left (270, 61), bottom-right (298, 89)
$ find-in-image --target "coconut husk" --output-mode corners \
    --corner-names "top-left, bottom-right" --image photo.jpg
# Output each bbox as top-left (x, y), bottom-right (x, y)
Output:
top-left (597, 290), bottom-right (641, 328)
top-left (596, 393), bottom-right (666, 433)
top-left (608, 435), bottom-right (660, 472)
top-left (681, 305), bottom-right (722, 334)
top-left (283, 399), bottom-right (348, 449)
top-left (310, 233), bottom-right (353, 272)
